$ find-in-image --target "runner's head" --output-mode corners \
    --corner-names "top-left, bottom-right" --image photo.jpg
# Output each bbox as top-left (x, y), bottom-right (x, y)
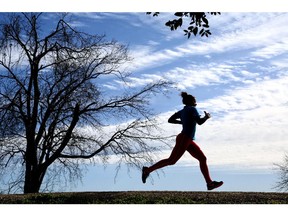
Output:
top-left (181, 92), bottom-right (197, 106)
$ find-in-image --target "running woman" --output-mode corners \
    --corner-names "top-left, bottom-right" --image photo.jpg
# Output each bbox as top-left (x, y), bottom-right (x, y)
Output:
top-left (142, 92), bottom-right (223, 191)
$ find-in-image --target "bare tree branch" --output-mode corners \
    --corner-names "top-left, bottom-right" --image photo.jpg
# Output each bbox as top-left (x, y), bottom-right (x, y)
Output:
top-left (0, 13), bottom-right (171, 194)
top-left (274, 154), bottom-right (288, 191)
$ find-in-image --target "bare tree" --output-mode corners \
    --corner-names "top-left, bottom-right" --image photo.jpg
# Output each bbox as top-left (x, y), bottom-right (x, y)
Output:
top-left (274, 154), bottom-right (288, 191)
top-left (0, 13), bottom-right (170, 194)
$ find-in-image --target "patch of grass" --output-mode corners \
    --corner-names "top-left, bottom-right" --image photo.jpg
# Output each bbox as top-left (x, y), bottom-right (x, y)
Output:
top-left (0, 191), bottom-right (287, 204)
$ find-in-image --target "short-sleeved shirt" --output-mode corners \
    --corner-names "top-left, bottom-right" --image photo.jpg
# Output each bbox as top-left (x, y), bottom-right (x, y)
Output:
top-left (174, 106), bottom-right (201, 140)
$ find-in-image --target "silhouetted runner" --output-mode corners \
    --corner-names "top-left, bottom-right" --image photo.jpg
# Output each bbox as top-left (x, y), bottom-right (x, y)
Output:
top-left (142, 92), bottom-right (223, 191)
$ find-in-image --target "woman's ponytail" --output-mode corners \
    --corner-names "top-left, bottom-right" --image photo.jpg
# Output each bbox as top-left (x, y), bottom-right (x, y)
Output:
top-left (181, 92), bottom-right (188, 98)
top-left (181, 92), bottom-right (196, 106)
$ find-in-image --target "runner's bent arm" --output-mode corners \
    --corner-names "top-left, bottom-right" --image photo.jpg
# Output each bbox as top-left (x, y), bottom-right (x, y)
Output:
top-left (196, 111), bottom-right (211, 125)
top-left (168, 112), bottom-right (182, 124)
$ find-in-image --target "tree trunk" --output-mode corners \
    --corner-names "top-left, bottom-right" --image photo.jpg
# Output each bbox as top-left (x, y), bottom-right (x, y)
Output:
top-left (24, 164), bottom-right (46, 194)
top-left (24, 130), bottom-right (41, 193)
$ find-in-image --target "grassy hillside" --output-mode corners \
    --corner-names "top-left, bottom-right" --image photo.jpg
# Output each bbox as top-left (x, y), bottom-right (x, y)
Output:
top-left (0, 191), bottom-right (288, 204)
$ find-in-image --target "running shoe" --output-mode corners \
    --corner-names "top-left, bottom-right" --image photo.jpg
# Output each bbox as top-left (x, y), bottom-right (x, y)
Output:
top-left (142, 166), bottom-right (149, 184)
top-left (207, 181), bottom-right (223, 190)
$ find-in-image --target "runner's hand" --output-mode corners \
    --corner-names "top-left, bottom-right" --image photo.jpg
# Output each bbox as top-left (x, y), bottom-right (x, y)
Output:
top-left (204, 111), bottom-right (211, 119)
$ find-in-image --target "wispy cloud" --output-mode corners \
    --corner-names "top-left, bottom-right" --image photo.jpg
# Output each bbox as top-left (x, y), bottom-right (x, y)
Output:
top-left (177, 74), bottom-right (288, 169)
top-left (96, 12), bottom-right (288, 172)
top-left (153, 76), bottom-right (288, 170)
top-left (106, 13), bottom-right (288, 92)
top-left (125, 13), bottom-right (288, 73)
top-left (200, 74), bottom-right (288, 114)
top-left (251, 41), bottom-right (288, 59)
top-left (163, 62), bottom-right (243, 90)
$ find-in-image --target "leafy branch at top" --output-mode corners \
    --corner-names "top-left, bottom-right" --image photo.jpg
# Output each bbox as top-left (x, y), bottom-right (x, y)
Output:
top-left (147, 12), bottom-right (221, 39)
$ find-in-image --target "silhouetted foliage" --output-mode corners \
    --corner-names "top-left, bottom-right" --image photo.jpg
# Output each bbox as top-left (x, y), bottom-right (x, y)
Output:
top-left (147, 12), bottom-right (221, 39)
top-left (0, 13), bottom-right (170, 194)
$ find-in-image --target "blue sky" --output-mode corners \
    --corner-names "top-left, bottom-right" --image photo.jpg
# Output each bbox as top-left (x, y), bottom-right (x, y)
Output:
top-left (52, 11), bottom-right (288, 193)
top-left (2, 1), bottom-right (288, 194)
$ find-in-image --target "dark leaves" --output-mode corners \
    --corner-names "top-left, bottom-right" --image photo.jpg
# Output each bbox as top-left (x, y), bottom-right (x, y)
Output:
top-left (174, 12), bottom-right (184, 17)
top-left (147, 12), bottom-right (221, 39)
top-left (165, 18), bottom-right (183, 31)
top-left (146, 12), bottom-right (159, 17)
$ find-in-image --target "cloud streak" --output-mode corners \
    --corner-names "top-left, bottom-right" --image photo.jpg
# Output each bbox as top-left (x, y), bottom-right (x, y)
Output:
top-left (89, 12), bottom-right (288, 173)
top-left (196, 64), bottom-right (288, 167)
top-left (125, 13), bottom-right (288, 72)
top-left (155, 74), bottom-right (288, 171)
top-left (101, 13), bottom-right (288, 93)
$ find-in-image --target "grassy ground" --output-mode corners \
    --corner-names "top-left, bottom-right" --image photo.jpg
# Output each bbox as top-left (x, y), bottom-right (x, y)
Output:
top-left (0, 191), bottom-right (288, 204)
